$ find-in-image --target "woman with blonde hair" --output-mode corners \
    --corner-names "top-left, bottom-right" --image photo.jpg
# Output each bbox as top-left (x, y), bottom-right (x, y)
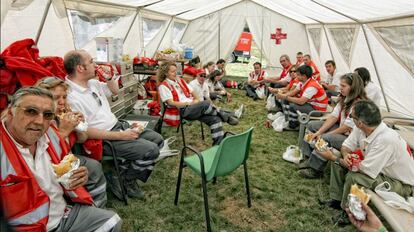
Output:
top-left (36, 76), bottom-right (108, 207)
top-left (299, 73), bottom-right (368, 179)
top-left (158, 62), bottom-right (238, 145)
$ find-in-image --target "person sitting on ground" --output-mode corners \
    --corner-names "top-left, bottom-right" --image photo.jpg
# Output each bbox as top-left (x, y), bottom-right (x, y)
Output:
top-left (214, 58), bottom-right (240, 89)
top-left (321, 60), bottom-right (341, 97)
top-left (158, 61), bottom-right (239, 145)
top-left (296, 52), bottom-right (305, 67)
top-left (354, 67), bottom-right (382, 107)
top-left (265, 54), bottom-right (293, 88)
top-left (268, 65), bottom-right (301, 115)
top-left (304, 54), bottom-right (321, 81)
top-left (206, 69), bottom-right (232, 102)
top-left (298, 73), bottom-right (368, 179)
top-left (320, 100), bottom-right (414, 226)
top-left (1, 87), bottom-right (122, 232)
top-left (35, 76), bottom-right (108, 207)
top-left (190, 69), bottom-right (243, 119)
top-left (246, 62), bottom-right (268, 100)
top-left (64, 50), bottom-right (164, 200)
top-left (275, 65), bottom-right (329, 130)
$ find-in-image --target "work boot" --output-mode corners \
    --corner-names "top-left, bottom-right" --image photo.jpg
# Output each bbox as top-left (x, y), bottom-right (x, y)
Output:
top-left (227, 116), bottom-right (239, 125)
top-left (332, 210), bottom-right (351, 227)
top-left (297, 159), bottom-right (310, 169)
top-left (125, 180), bottom-right (145, 199)
top-left (319, 198), bottom-right (342, 210)
top-left (298, 168), bottom-right (323, 179)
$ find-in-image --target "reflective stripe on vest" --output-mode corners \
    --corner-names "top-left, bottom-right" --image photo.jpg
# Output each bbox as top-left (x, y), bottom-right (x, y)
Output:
top-left (315, 93), bottom-right (328, 102)
top-left (0, 142), bottom-right (16, 179)
top-left (8, 202), bottom-right (49, 226)
top-left (163, 114), bottom-right (180, 120)
top-left (47, 127), bottom-right (62, 159)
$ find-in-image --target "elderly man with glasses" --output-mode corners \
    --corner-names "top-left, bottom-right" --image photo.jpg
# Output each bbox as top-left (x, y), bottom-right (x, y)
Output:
top-left (0, 87), bottom-right (122, 232)
top-left (320, 100), bottom-right (414, 226)
top-left (63, 50), bottom-right (164, 200)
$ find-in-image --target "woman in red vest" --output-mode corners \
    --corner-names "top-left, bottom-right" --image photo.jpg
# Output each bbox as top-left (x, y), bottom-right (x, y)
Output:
top-left (158, 62), bottom-right (239, 145)
top-left (36, 77), bottom-right (108, 207)
top-left (299, 73), bottom-right (368, 179)
top-left (275, 65), bottom-right (329, 130)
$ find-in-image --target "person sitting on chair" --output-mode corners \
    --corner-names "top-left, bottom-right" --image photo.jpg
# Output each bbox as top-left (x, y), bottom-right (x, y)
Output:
top-left (35, 76), bottom-right (108, 207)
top-left (298, 73), bottom-right (368, 179)
top-left (158, 61), bottom-right (239, 145)
top-left (321, 60), bottom-right (342, 98)
top-left (304, 54), bottom-right (321, 82)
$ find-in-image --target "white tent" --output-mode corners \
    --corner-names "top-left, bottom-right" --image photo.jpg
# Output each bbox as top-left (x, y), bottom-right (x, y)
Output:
top-left (1, 0), bottom-right (414, 116)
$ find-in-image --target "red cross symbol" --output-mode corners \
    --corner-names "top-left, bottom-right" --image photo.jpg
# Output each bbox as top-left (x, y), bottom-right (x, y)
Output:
top-left (270, 28), bottom-right (287, 45)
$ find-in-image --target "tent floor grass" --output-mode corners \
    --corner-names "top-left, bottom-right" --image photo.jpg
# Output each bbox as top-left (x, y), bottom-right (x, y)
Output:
top-left (106, 88), bottom-right (362, 232)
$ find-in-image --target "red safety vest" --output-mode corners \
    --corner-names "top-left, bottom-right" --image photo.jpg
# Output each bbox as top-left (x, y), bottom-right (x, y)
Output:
top-left (299, 78), bottom-right (328, 111)
top-left (160, 78), bottom-right (191, 127)
top-left (249, 70), bottom-right (266, 82)
top-left (308, 61), bottom-right (321, 81)
top-left (280, 64), bottom-right (293, 81)
top-left (0, 124), bottom-right (93, 232)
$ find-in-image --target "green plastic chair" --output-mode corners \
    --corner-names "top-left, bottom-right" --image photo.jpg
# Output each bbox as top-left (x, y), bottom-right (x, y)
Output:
top-left (174, 128), bottom-right (254, 232)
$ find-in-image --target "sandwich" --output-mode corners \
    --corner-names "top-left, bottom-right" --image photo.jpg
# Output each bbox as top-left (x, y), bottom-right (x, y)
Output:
top-left (52, 154), bottom-right (78, 177)
top-left (350, 184), bottom-right (370, 204)
top-left (315, 138), bottom-right (328, 151)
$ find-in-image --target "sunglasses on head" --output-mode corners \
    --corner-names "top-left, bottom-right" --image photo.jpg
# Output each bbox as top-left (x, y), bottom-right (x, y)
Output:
top-left (40, 76), bottom-right (62, 84)
top-left (345, 73), bottom-right (353, 81)
top-left (17, 106), bottom-right (55, 120)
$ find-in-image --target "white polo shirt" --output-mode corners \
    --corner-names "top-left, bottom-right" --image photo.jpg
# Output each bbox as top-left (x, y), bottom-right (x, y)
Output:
top-left (66, 78), bottom-right (117, 130)
top-left (3, 122), bottom-right (67, 231)
top-left (159, 78), bottom-right (194, 103)
top-left (343, 122), bottom-right (414, 185)
top-left (189, 79), bottom-right (210, 101)
top-left (323, 71), bottom-right (342, 91)
top-left (330, 103), bottom-right (354, 128)
top-left (365, 82), bottom-right (382, 107)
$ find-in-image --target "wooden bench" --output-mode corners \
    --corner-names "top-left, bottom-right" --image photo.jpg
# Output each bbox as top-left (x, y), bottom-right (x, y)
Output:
top-left (365, 189), bottom-right (414, 232)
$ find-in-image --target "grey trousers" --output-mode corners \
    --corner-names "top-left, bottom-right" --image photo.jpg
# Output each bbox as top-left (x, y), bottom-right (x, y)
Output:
top-left (105, 121), bottom-right (164, 182)
top-left (181, 101), bottom-right (225, 145)
top-left (53, 204), bottom-right (122, 232)
top-left (302, 121), bottom-right (347, 172)
top-left (245, 85), bottom-right (258, 99)
top-left (287, 102), bottom-right (316, 128)
top-left (77, 155), bottom-right (107, 208)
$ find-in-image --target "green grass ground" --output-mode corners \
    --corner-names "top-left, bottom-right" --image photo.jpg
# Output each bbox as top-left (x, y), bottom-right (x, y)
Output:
top-left (106, 88), bottom-right (358, 232)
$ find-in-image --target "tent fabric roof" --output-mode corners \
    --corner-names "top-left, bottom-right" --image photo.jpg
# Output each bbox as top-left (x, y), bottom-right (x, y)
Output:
top-left (88, 0), bottom-right (414, 23)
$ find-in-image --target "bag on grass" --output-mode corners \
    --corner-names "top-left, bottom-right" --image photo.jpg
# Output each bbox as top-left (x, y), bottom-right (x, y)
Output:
top-left (255, 86), bottom-right (266, 99)
top-left (271, 116), bottom-right (288, 132)
top-left (282, 145), bottom-right (303, 164)
top-left (266, 94), bottom-right (276, 111)
top-left (156, 136), bottom-right (179, 161)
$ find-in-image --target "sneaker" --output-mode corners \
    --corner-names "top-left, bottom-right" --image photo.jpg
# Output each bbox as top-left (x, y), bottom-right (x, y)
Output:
top-left (106, 174), bottom-right (124, 201)
top-left (227, 116), bottom-right (239, 125)
top-left (238, 82), bottom-right (246, 90)
top-left (297, 159), bottom-right (310, 169)
top-left (318, 198), bottom-right (342, 210)
top-left (298, 168), bottom-right (323, 179)
top-left (234, 104), bottom-right (244, 119)
top-left (332, 210), bottom-right (351, 227)
top-left (125, 180), bottom-right (145, 199)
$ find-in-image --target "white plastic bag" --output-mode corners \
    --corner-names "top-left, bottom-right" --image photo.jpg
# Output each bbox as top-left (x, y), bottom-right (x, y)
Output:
top-left (266, 94), bottom-right (276, 110)
top-left (267, 112), bottom-right (284, 121)
top-left (255, 86), bottom-right (266, 99)
top-left (375, 181), bottom-right (414, 214)
top-left (272, 116), bottom-right (288, 132)
top-left (156, 136), bottom-right (180, 162)
top-left (282, 145), bottom-right (303, 164)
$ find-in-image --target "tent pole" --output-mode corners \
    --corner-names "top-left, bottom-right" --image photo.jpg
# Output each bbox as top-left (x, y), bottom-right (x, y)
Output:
top-left (153, 17), bottom-right (174, 58)
top-left (218, 11), bottom-right (221, 60)
top-left (322, 25), bottom-right (334, 60)
top-left (123, 9), bottom-right (140, 46)
top-left (35, 0), bottom-right (52, 44)
top-left (260, 5), bottom-right (264, 64)
top-left (311, 0), bottom-right (391, 112)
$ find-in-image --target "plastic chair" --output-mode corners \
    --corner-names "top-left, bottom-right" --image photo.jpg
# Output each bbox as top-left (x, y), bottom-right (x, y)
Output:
top-left (102, 140), bottom-right (129, 205)
top-left (160, 102), bottom-right (204, 147)
top-left (174, 128), bottom-right (254, 232)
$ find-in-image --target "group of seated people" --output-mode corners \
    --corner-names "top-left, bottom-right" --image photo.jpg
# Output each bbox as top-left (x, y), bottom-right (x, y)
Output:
top-left (1, 47), bottom-right (412, 232)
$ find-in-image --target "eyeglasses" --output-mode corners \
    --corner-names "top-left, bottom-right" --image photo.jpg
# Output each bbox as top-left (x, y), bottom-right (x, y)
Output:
top-left (17, 106), bottom-right (55, 120)
top-left (290, 70), bottom-right (297, 73)
top-left (92, 92), bottom-right (102, 106)
top-left (199, 74), bottom-right (206, 77)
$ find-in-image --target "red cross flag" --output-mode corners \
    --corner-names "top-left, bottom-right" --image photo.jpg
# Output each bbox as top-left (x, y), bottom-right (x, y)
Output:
top-left (270, 28), bottom-right (287, 45)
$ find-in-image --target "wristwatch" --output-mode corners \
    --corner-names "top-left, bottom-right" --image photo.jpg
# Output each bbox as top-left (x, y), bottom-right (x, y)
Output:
top-left (334, 157), bottom-right (341, 165)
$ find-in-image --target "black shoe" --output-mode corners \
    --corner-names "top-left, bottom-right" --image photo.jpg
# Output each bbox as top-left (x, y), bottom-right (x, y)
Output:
top-left (106, 174), bottom-right (124, 201)
top-left (125, 180), bottom-right (145, 199)
top-left (298, 168), bottom-right (323, 179)
top-left (318, 199), bottom-right (342, 210)
top-left (227, 116), bottom-right (239, 125)
top-left (332, 210), bottom-right (351, 227)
